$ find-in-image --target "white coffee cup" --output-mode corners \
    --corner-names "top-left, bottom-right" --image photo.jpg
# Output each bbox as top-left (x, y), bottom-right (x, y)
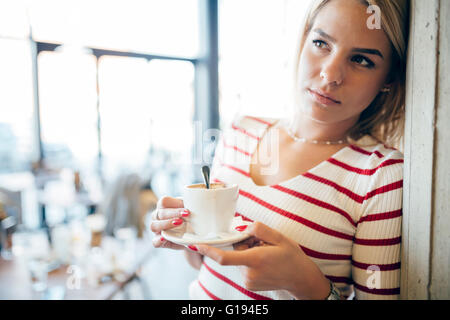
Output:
top-left (182, 183), bottom-right (239, 237)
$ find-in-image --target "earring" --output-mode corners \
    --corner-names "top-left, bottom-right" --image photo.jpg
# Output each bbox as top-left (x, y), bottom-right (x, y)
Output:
top-left (381, 87), bottom-right (391, 93)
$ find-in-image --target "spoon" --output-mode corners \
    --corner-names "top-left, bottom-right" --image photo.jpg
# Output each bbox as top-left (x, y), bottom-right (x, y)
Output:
top-left (202, 165), bottom-right (210, 189)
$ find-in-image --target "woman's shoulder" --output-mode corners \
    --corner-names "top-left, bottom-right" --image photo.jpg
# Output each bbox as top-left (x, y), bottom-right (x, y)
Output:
top-left (223, 114), bottom-right (281, 139)
top-left (343, 135), bottom-right (404, 178)
top-left (350, 136), bottom-right (403, 157)
top-left (231, 114), bottom-right (280, 129)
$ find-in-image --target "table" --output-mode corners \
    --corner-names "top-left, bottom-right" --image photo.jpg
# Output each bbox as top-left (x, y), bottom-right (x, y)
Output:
top-left (0, 236), bottom-right (154, 300)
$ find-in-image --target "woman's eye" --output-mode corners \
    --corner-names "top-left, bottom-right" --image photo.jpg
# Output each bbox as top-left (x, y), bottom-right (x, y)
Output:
top-left (352, 55), bottom-right (375, 68)
top-left (312, 39), bottom-right (328, 49)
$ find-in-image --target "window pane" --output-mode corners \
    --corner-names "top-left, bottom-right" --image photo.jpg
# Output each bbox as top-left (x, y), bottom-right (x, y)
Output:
top-left (38, 49), bottom-right (99, 172)
top-left (98, 57), bottom-right (194, 194)
top-left (147, 60), bottom-right (195, 154)
top-left (27, 0), bottom-right (199, 57)
top-left (147, 59), bottom-right (195, 196)
top-left (0, 39), bottom-right (36, 172)
top-left (218, 0), bottom-right (312, 126)
top-left (0, 0), bottom-right (30, 39)
top-left (98, 56), bottom-right (152, 179)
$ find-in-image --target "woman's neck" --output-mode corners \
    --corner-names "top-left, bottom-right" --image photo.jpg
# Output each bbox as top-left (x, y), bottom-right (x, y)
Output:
top-left (285, 113), bottom-right (357, 143)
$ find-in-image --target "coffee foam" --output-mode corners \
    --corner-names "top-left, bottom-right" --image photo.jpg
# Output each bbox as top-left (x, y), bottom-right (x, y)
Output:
top-left (188, 183), bottom-right (226, 189)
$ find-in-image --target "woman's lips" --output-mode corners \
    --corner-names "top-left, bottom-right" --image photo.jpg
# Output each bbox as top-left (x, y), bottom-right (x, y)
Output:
top-left (308, 89), bottom-right (341, 106)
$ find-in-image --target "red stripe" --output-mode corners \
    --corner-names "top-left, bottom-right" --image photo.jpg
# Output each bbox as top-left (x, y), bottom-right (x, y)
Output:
top-left (354, 282), bottom-right (400, 295)
top-left (239, 189), bottom-right (354, 241)
top-left (327, 158), bottom-right (404, 175)
top-left (271, 184), bottom-right (357, 227)
top-left (325, 275), bottom-right (353, 284)
top-left (351, 260), bottom-right (401, 271)
top-left (228, 211), bottom-right (352, 261)
top-left (221, 163), bottom-right (250, 177)
top-left (245, 116), bottom-right (273, 126)
top-left (197, 280), bottom-right (221, 300)
top-left (234, 212), bottom-right (254, 222)
top-left (349, 145), bottom-right (384, 159)
top-left (365, 180), bottom-right (403, 199)
top-left (212, 178), bottom-right (225, 184)
top-left (300, 245), bottom-right (352, 261)
top-left (223, 140), bottom-right (252, 157)
top-left (231, 123), bottom-right (260, 141)
top-left (383, 144), bottom-right (398, 151)
top-left (203, 261), bottom-right (273, 300)
top-left (303, 172), bottom-right (365, 203)
top-left (354, 236), bottom-right (401, 246)
top-left (304, 173), bottom-right (403, 203)
top-left (358, 209), bottom-right (402, 224)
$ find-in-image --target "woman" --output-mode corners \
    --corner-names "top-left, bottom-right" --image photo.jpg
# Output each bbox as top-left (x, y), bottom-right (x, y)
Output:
top-left (150, 0), bottom-right (409, 300)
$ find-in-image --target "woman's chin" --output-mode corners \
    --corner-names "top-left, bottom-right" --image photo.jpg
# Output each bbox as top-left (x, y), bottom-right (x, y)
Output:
top-left (300, 104), bottom-right (336, 124)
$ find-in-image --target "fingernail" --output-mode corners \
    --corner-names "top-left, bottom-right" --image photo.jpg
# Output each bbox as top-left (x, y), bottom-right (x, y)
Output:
top-left (187, 245), bottom-right (198, 251)
top-left (180, 209), bottom-right (190, 217)
top-left (172, 218), bottom-right (183, 226)
top-left (160, 236), bottom-right (165, 242)
top-left (235, 225), bottom-right (248, 232)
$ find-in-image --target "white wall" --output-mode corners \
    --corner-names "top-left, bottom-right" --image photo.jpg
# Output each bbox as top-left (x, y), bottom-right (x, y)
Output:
top-left (401, 0), bottom-right (450, 300)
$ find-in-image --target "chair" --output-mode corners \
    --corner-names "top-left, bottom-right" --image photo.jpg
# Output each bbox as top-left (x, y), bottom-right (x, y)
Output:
top-left (0, 187), bottom-right (22, 225)
top-left (100, 174), bottom-right (157, 238)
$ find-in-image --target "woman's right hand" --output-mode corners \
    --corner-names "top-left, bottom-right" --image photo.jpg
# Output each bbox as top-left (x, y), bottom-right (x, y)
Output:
top-left (150, 196), bottom-right (189, 250)
top-left (151, 196), bottom-right (204, 269)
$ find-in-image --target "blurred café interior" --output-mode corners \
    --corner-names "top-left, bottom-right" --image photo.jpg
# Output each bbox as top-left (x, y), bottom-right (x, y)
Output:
top-left (0, 0), bottom-right (310, 299)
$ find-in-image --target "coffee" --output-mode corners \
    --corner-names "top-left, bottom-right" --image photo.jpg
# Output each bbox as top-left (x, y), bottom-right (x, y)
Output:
top-left (188, 183), bottom-right (226, 189)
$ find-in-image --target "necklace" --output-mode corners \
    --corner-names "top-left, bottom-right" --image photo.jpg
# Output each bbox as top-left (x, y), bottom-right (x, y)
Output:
top-left (286, 128), bottom-right (347, 145)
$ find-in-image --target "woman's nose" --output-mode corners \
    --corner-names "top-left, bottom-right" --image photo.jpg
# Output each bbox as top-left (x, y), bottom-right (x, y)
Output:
top-left (320, 56), bottom-right (344, 87)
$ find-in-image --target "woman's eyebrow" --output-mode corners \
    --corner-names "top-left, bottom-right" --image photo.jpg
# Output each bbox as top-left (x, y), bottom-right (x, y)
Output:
top-left (352, 48), bottom-right (384, 59)
top-left (313, 28), bottom-right (384, 59)
top-left (313, 28), bottom-right (337, 43)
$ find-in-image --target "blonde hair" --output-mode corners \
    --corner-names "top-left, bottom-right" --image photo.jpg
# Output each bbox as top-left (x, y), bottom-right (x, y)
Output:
top-left (294, 0), bottom-right (410, 148)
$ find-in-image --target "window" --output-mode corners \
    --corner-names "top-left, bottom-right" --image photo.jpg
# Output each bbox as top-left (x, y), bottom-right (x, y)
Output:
top-left (0, 39), bottom-right (36, 172)
top-left (98, 57), bottom-right (195, 193)
top-left (38, 48), bottom-right (99, 172)
top-left (27, 0), bottom-right (199, 57)
top-left (0, 0), bottom-right (30, 39)
top-left (1, 0), bottom-right (207, 230)
top-left (6, 0), bottom-right (201, 187)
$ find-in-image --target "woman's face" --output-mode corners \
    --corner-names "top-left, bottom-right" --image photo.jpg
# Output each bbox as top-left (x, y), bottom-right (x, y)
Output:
top-left (297, 0), bottom-right (393, 125)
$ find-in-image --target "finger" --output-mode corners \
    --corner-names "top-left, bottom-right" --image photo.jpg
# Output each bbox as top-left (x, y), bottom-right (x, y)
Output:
top-left (150, 218), bottom-right (185, 233)
top-left (152, 235), bottom-right (184, 250)
top-left (233, 242), bottom-right (250, 251)
top-left (157, 196), bottom-right (184, 209)
top-left (161, 240), bottom-right (185, 250)
top-left (154, 208), bottom-right (189, 220)
top-left (233, 236), bottom-right (259, 251)
top-left (152, 235), bottom-right (166, 248)
top-left (196, 244), bottom-right (255, 267)
top-left (247, 221), bottom-right (285, 245)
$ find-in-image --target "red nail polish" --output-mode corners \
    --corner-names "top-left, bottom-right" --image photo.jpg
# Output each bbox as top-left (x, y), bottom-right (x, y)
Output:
top-left (160, 236), bottom-right (165, 242)
top-left (172, 218), bottom-right (183, 226)
top-left (235, 225), bottom-right (248, 232)
top-left (181, 209), bottom-right (190, 217)
top-left (187, 245), bottom-right (198, 251)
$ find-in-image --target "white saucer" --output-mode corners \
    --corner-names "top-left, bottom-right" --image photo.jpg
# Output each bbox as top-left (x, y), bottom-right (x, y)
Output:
top-left (162, 216), bottom-right (252, 248)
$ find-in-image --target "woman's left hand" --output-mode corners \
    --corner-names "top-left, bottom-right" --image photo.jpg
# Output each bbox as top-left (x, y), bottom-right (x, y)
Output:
top-left (195, 221), bottom-right (331, 300)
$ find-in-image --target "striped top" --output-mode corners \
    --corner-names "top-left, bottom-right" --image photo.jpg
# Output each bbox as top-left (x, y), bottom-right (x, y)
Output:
top-left (188, 115), bottom-right (403, 300)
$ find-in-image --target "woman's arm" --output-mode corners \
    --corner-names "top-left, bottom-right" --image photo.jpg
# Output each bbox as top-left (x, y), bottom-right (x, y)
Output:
top-left (184, 250), bottom-right (204, 270)
top-left (352, 155), bottom-right (403, 299)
